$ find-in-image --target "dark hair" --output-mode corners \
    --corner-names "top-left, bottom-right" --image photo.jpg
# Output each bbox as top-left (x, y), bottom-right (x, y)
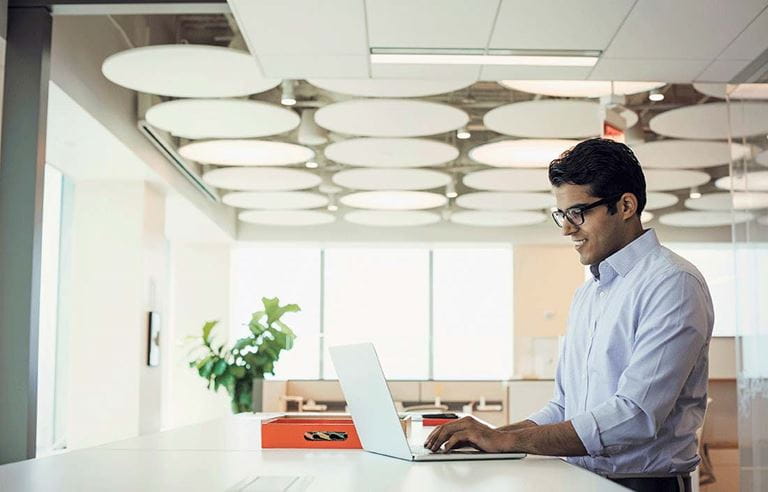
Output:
top-left (548, 138), bottom-right (646, 215)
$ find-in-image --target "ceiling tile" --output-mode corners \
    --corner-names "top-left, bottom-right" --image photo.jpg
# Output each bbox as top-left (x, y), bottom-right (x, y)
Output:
top-left (480, 65), bottom-right (591, 81)
top-left (696, 59), bottom-right (753, 82)
top-left (588, 58), bottom-right (711, 82)
top-left (229, 0), bottom-right (368, 55)
top-left (489, 0), bottom-right (634, 50)
top-left (603, 0), bottom-right (767, 59)
top-left (258, 55), bottom-right (370, 78)
top-left (366, 0), bottom-right (500, 49)
top-left (719, 6), bottom-right (768, 60)
top-left (371, 63), bottom-right (481, 80)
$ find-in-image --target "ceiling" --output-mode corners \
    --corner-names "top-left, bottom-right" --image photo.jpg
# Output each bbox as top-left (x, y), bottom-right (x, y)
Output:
top-left (227, 0), bottom-right (768, 82)
top-left (94, 6), bottom-right (768, 242)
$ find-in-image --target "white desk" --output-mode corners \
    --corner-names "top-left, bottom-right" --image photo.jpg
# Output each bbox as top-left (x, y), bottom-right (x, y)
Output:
top-left (0, 414), bottom-right (627, 491)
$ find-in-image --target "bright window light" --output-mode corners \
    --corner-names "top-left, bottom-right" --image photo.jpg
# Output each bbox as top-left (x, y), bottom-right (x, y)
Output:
top-left (230, 246), bottom-right (321, 379)
top-left (432, 247), bottom-right (513, 379)
top-left (323, 248), bottom-right (430, 379)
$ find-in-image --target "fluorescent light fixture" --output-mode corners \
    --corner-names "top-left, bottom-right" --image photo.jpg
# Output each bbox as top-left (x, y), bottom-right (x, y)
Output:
top-left (370, 48), bottom-right (600, 67)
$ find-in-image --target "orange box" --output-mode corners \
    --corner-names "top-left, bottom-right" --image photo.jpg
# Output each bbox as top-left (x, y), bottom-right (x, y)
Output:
top-left (261, 414), bottom-right (411, 449)
top-left (261, 416), bottom-right (362, 449)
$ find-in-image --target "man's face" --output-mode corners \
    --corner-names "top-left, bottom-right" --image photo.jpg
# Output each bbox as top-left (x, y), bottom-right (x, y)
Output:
top-left (553, 183), bottom-right (625, 266)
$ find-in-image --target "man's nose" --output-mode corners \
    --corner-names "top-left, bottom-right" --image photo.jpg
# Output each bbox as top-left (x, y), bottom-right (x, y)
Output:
top-left (562, 220), bottom-right (578, 236)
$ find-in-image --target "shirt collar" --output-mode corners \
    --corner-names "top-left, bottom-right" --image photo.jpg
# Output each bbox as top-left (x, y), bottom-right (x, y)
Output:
top-left (590, 229), bottom-right (660, 281)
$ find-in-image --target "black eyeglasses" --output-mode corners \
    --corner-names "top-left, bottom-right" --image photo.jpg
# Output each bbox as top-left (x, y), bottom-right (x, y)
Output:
top-left (551, 196), bottom-right (621, 228)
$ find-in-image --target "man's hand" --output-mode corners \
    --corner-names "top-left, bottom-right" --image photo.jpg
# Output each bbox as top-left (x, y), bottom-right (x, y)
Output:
top-left (423, 416), bottom-right (511, 453)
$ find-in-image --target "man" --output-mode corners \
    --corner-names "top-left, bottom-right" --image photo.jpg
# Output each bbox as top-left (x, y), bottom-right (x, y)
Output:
top-left (425, 138), bottom-right (713, 492)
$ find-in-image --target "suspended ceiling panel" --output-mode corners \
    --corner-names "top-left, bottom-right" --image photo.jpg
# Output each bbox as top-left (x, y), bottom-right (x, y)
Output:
top-left (370, 63), bottom-right (481, 80)
top-left (228, 0), bottom-right (370, 77)
top-left (719, 6), bottom-right (768, 60)
top-left (480, 65), bottom-right (591, 81)
top-left (589, 59), bottom-right (712, 83)
top-left (366, 0), bottom-right (499, 49)
top-left (697, 60), bottom-right (753, 82)
top-left (601, 0), bottom-right (767, 60)
top-left (489, 0), bottom-right (634, 50)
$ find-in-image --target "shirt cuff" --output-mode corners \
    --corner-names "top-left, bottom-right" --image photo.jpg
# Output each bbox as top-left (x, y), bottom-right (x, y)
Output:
top-left (570, 411), bottom-right (604, 457)
top-left (527, 407), bottom-right (561, 426)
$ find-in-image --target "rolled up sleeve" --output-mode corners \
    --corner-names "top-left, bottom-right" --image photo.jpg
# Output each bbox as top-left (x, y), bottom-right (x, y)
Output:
top-left (570, 271), bottom-right (711, 457)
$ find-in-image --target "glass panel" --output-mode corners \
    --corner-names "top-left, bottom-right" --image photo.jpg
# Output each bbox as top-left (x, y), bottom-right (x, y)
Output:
top-left (727, 96), bottom-right (768, 491)
top-left (36, 164), bottom-right (63, 456)
top-left (432, 247), bottom-right (513, 380)
top-left (323, 248), bottom-right (430, 379)
top-left (230, 247), bottom-right (321, 379)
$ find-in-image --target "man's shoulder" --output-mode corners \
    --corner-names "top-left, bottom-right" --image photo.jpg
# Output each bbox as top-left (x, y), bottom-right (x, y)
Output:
top-left (638, 245), bottom-right (709, 293)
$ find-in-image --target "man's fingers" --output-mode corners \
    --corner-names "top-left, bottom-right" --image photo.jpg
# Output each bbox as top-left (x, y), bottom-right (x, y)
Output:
top-left (443, 431), bottom-right (469, 452)
top-left (424, 420), bottom-right (461, 449)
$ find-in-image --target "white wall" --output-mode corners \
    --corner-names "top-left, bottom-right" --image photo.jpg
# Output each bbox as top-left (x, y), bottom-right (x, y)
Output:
top-left (165, 242), bottom-right (232, 429)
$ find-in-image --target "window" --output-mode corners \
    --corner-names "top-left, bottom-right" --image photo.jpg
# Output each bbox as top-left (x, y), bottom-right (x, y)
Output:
top-left (432, 247), bottom-right (514, 379)
top-left (230, 246), bottom-right (321, 379)
top-left (229, 245), bottom-right (515, 380)
top-left (322, 248), bottom-right (430, 379)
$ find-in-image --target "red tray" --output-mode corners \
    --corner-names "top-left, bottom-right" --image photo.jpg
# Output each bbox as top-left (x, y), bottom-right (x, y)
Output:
top-left (261, 416), bottom-right (362, 449)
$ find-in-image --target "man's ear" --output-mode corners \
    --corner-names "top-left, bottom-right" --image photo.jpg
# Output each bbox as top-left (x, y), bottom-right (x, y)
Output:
top-left (620, 192), bottom-right (638, 219)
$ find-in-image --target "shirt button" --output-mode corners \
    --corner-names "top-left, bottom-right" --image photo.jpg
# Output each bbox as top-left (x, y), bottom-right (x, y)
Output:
top-left (599, 291), bottom-right (606, 297)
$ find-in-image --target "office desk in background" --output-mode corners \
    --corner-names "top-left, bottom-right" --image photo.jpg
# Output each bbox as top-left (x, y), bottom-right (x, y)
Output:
top-left (0, 414), bottom-right (627, 491)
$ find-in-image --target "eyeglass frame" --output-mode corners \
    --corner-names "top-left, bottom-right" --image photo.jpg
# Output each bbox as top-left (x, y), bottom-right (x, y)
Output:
top-left (551, 194), bottom-right (623, 228)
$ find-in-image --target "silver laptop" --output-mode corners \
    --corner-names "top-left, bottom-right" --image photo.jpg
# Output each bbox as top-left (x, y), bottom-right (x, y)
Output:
top-left (329, 342), bottom-right (526, 462)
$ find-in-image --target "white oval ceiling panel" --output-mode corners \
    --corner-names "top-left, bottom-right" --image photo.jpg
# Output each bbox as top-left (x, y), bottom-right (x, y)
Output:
top-left (307, 79), bottom-right (473, 98)
top-left (202, 167), bottom-right (321, 191)
top-left (450, 210), bottom-right (547, 227)
top-left (145, 99), bottom-right (299, 139)
top-left (332, 168), bottom-right (451, 190)
top-left (469, 139), bottom-right (580, 168)
top-left (314, 99), bottom-right (469, 137)
top-left (644, 192), bottom-right (680, 210)
top-left (238, 210), bottom-right (335, 226)
top-left (644, 169), bottom-right (710, 191)
top-left (324, 138), bottom-right (459, 168)
top-left (499, 80), bottom-right (664, 98)
top-left (463, 169), bottom-right (551, 192)
top-left (340, 191), bottom-right (447, 210)
top-left (685, 192), bottom-right (768, 211)
top-left (179, 140), bottom-right (314, 166)
top-left (344, 210), bottom-right (441, 227)
top-left (484, 100), bottom-right (618, 138)
top-left (659, 211), bottom-right (755, 227)
top-left (456, 192), bottom-right (554, 211)
top-left (641, 211), bottom-right (654, 224)
top-left (693, 83), bottom-right (768, 100)
top-left (715, 171), bottom-right (768, 191)
top-left (222, 191), bottom-right (328, 209)
top-left (632, 140), bottom-right (753, 169)
top-left (649, 102), bottom-right (768, 140)
top-left (101, 45), bottom-right (280, 98)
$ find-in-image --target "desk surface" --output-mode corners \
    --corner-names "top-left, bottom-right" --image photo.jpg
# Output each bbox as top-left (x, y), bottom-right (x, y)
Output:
top-left (0, 414), bottom-right (627, 491)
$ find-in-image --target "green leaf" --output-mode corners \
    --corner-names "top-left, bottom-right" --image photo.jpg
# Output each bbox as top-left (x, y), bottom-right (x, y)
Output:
top-left (274, 320), bottom-right (296, 338)
top-left (233, 337), bottom-right (256, 351)
top-left (199, 358), bottom-right (215, 378)
top-left (202, 320), bottom-right (218, 345)
top-left (228, 365), bottom-right (246, 379)
top-left (213, 358), bottom-right (228, 376)
top-left (263, 297), bottom-right (301, 326)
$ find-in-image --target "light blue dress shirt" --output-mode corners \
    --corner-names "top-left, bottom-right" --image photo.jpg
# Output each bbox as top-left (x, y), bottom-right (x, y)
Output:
top-left (528, 229), bottom-right (714, 477)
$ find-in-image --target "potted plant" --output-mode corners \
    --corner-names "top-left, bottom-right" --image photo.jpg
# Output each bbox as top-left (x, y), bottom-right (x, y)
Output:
top-left (188, 297), bottom-right (299, 413)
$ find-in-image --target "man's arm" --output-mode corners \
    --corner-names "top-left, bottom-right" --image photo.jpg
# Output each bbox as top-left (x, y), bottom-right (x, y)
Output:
top-left (424, 416), bottom-right (587, 456)
top-left (496, 419), bottom-right (538, 432)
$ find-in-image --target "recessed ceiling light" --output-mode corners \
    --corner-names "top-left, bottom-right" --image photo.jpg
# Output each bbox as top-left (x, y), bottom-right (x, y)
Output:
top-left (305, 161), bottom-right (319, 169)
top-left (648, 89), bottom-right (665, 102)
top-left (456, 126), bottom-right (471, 140)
